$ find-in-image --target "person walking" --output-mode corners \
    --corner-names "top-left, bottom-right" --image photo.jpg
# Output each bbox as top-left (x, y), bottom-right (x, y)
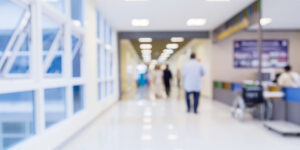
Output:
top-left (153, 65), bottom-right (164, 98)
top-left (163, 64), bottom-right (173, 97)
top-left (182, 53), bottom-right (205, 114)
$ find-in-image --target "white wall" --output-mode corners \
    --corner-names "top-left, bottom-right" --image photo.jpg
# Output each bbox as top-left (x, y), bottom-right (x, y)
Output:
top-left (10, 0), bottom-right (119, 149)
top-left (120, 40), bottom-right (140, 98)
top-left (212, 30), bottom-right (300, 82)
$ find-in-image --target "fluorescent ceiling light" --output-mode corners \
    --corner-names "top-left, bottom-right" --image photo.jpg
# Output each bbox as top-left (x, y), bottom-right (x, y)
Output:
top-left (164, 49), bottom-right (174, 54)
top-left (142, 49), bottom-right (152, 53)
top-left (186, 18), bottom-right (207, 26)
top-left (206, 0), bottom-right (230, 2)
top-left (260, 18), bottom-right (272, 26)
top-left (166, 43), bottom-right (179, 49)
top-left (171, 37), bottom-right (184, 42)
top-left (139, 37), bottom-right (152, 43)
top-left (142, 53), bottom-right (151, 57)
top-left (140, 44), bottom-right (152, 49)
top-left (132, 19), bottom-right (149, 27)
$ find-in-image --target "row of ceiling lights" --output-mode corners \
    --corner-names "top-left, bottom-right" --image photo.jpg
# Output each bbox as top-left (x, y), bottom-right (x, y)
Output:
top-left (139, 37), bottom-right (184, 62)
top-left (127, 0), bottom-right (229, 27)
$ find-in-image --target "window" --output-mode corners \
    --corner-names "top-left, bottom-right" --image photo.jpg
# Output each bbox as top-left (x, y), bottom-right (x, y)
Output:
top-left (44, 87), bottom-right (66, 128)
top-left (73, 85), bottom-right (84, 113)
top-left (97, 44), bottom-right (101, 78)
top-left (0, 0), bottom-right (31, 78)
top-left (71, 34), bottom-right (83, 77)
top-left (42, 14), bottom-right (64, 77)
top-left (46, 0), bottom-right (65, 13)
top-left (96, 10), bottom-right (101, 39)
top-left (98, 83), bottom-right (102, 101)
top-left (0, 91), bottom-right (35, 150)
top-left (71, 0), bottom-right (84, 27)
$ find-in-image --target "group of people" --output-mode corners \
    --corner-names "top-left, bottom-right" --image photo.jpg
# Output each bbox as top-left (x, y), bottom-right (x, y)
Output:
top-left (151, 53), bottom-right (205, 114)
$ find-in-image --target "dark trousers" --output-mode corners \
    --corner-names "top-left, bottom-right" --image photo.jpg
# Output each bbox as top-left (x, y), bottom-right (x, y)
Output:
top-left (164, 82), bottom-right (171, 96)
top-left (186, 91), bottom-right (200, 113)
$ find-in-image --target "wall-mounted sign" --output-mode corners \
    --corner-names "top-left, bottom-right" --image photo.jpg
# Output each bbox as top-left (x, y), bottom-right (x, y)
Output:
top-left (234, 40), bottom-right (288, 68)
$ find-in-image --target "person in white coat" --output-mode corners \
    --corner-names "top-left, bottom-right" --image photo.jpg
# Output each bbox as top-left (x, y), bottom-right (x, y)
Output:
top-left (182, 53), bottom-right (205, 114)
top-left (278, 65), bottom-right (300, 87)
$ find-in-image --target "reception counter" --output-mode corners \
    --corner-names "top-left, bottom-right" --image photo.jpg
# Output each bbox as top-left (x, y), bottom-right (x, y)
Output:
top-left (213, 81), bottom-right (300, 125)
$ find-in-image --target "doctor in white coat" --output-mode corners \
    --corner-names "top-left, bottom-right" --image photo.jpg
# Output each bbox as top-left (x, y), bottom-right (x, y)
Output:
top-left (182, 53), bottom-right (205, 114)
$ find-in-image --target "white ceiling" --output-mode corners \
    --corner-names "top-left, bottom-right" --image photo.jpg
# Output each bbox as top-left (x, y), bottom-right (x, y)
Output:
top-left (96, 0), bottom-right (255, 31)
top-left (96, 0), bottom-right (300, 32)
top-left (260, 0), bottom-right (300, 30)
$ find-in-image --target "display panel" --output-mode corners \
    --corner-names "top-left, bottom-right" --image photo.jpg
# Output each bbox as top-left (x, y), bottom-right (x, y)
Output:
top-left (234, 40), bottom-right (288, 68)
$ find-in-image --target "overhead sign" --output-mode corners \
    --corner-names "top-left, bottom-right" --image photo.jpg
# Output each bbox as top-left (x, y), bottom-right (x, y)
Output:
top-left (213, 0), bottom-right (261, 42)
top-left (234, 40), bottom-right (289, 68)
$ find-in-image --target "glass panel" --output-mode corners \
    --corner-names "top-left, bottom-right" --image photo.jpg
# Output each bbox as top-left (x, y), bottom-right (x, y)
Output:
top-left (110, 81), bottom-right (114, 95)
top-left (9, 56), bottom-right (29, 74)
top-left (98, 83), bottom-right (101, 101)
top-left (73, 85), bottom-right (84, 113)
top-left (97, 44), bottom-right (101, 78)
top-left (105, 81), bottom-right (108, 97)
top-left (71, 0), bottom-right (83, 26)
top-left (103, 20), bottom-right (108, 45)
top-left (45, 87), bottom-right (66, 128)
top-left (0, 91), bottom-right (35, 150)
top-left (0, 1), bottom-right (31, 78)
top-left (47, 0), bottom-right (65, 13)
top-left (96, 10), bottom-right (101, 39)
top-left (104, 49), bottom-right (107, 78)
top-left (42, 14), bottom-right (64, 77)
top-left (109, 52), bottom-right (113, 77)
top-left (72, 35), bottom-right (82, 77)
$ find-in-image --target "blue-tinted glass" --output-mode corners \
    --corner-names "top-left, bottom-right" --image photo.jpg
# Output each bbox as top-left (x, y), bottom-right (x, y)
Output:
top-left (48, 0), bottom-right (65, 13)
top-left (0, 91), bottom-right (35, 149)
top-left (45, 87), bottom-right (66, 128)
top-left (43, 29), bottom-right (59, 51)
top-left (110, 81), bottom-right (114, 95)
top-left (104, 49), bottom-right (107, 77)
top-left (109, 27), bottom-right (113, 46)
top-left (73, 85), bottom-right (84, 113)
top-left (71, 0), bottom-right (83, 26)
top-left (42, 14), bottom-right (63, 76)
top-left (46, 56), bottom-right (62, 74)
top-left (72, 35), bottom-right (81, 77)
top-left (97, 44), bottom-right (101, 78)
top-left (0, 1), bottom-right (31, 77)
top-left (105, 82), bottom-right (108, 97)
top-left (98, 83), bottom-right (101, 101)
top-left (96, 10), bottom-right (101, 39)
top-left (103, 20), bottom-right (108, 44)
top-left (109, 53), bottom-right (113, 76)
top-left (9, 56), bottom-right (29, 74)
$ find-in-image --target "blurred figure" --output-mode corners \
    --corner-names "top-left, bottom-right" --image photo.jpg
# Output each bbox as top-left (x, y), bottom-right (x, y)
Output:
top-left (177, 69), bottom-right (181, 88)
top-left (182, 53), bottom-right (205, 114)
top-left (153, 65), bottom-right (164, 98)
top-left (163, 64), bottom-right (173, 97)
top-left (278, 65), bottom-right (300, 87)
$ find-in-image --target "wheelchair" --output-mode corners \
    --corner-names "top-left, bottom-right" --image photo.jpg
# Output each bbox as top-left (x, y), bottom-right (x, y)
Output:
top-left (232, 85), bottom-right (272, 121)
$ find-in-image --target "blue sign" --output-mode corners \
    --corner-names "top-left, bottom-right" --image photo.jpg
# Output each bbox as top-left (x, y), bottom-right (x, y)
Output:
top-left (234, 40), bottom-right (288, 68)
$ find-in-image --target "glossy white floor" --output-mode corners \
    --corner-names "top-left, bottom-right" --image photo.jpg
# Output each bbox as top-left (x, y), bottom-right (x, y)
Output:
top-left (58, 87), bottom-right (300, 150)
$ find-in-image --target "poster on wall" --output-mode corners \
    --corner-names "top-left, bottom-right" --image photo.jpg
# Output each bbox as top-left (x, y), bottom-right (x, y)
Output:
top-left (234, 40), bottom-right (289, 68)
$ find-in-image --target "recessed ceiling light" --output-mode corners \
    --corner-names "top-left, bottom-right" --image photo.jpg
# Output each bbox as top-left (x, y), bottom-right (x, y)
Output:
top-left (142, 49), bottom-right (152, 54)
top-left (171, 37), bottom-right (184, 42)
top-left (206, 0), bottom-right (230, 2)
top-left (132, 19), bottom-right (149, 27)
top-left (139, 37), bottom-right (152, 43)
top-left (140, 44), bottom-right (152, 49)
top-left (166, 43), bottom-right (179, 49)
top-left (260, 18), bottom-right (272, 26)
top-left (164, 49), bottom-right (174, 54)
top-left (141, 135), bottom-right (152, 141)
top-left (186, 18), bottom-right (207, 26)
top-left (167, 134), bottom-right (178, 140)
top-left (143, 124), bottom-right (152, 130)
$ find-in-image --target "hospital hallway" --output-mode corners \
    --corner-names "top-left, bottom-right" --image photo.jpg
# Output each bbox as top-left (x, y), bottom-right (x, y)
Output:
top-left (58, 87), bottom-right (300, 150)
